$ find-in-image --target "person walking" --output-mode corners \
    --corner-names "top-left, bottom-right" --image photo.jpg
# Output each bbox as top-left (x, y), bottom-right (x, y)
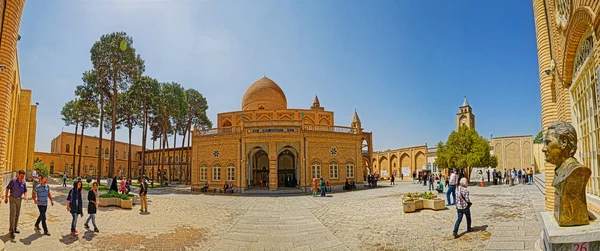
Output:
top-left (4, 170), bottom-right (28, 239)
top-left (390, 174), bottom-right (395, 185)
top-left (84, 182), bottom-right (100, 232)
top-left (319, 177), bottom-right (326, 197)
top-left (312, 178), bottom-right (319, 196)
top-left (428, 174), bottom-right (434, 191)
top-left (32, 167), bottom-right (39, 190)
top-left (446, 170), bottom-right (457, 206)
top-left (32, 176), bottom-right (54, 236)
top-left (412, 172), bottom-right (416, 184)
top-left (62, 172), bottom-right (67, 187)
top-left (486, 169), bottom-right (490, 183)
top-left (453, 177), bottom-right (473, 238)
top-left (66, 180), bottom-right (84, 236)
top-left (139, 177), bottom-right (149, 212)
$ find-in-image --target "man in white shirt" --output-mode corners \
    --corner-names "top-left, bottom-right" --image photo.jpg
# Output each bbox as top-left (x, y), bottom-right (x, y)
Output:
top-left (32, 168), bottom-right (39, 191)
top-left (446, 169), bottom-right (457, 206)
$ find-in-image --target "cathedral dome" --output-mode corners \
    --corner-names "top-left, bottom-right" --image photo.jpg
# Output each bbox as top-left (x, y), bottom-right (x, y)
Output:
top-left (242, 77), bottom-right (287, 111)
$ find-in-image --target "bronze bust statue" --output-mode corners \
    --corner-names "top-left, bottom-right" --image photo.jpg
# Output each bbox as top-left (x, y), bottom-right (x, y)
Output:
top-left (543, 121), bottom-right (591, 226)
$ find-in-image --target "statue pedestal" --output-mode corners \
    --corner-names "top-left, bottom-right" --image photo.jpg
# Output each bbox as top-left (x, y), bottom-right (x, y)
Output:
top-left (536, 212), bottom-right (600, 251)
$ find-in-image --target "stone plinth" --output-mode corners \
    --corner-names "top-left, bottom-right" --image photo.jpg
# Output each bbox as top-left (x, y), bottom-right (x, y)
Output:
top-left (538, 212), bottom-right (600, 251)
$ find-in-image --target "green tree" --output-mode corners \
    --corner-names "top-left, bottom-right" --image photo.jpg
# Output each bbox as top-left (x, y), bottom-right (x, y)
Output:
top-left (118, 90), bottom-right (141, 178)
top-left (179, 89), bottom-right (211, 183)
top-left (534, 130), bottom-right (543, 144)
top-left (61, 99), bottom-right (80, 178)
top-left (78, 69), bottom-right (110, 184)
top-left (161, 82), bottom-right (187, 183)
top-left (130, 76), bottom-right (160, 178)
top-left (33, 161), bottom-right (49, 178)
top-left (434, 126), bottom-right (495, 182)
top-left (75, 99), bottom-right (99, 177)
top-left (90, 31), bottom-right (145, 178)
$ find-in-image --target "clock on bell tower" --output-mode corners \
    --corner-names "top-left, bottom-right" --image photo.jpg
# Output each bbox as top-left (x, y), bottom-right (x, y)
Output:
top-left (456, 96), bottom-right (475, 130)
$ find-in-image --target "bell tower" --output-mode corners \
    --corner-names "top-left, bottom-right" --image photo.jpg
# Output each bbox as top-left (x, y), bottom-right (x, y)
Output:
top-left (456, 96), bottom-right (475, 129)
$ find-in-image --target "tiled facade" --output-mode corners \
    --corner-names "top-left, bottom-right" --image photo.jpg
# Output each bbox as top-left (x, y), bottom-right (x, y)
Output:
top-left (191, 77), bottom-right (373, 191)
top-left (33, 132), bottom-right (141, 178)
top-left (532, 0), bottom-right (600, 211)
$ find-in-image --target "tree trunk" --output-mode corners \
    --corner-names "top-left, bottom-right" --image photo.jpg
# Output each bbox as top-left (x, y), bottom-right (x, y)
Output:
top-left (128, 122), bottom-right (132, 179)
top-left (141, 106), bottom-right (147, 177)
top-left (151, 138), bottom-right (155, 187)
top-left (161, 131), bottom-right (167, 184)
top-left (72, 122), bottom-right (79, 178)
top-left (97, 96), bottom-right (104, 184)
top-left (109, 70), bottom-right (118, 178)
top-left (186, 123), bottom-right (192, 184)
top-left (172, 131), bottom-right (177, 183)
top-left (77, 124), bottom-right (85, 177)
top-left (179, 127), bottom-right (187, 184)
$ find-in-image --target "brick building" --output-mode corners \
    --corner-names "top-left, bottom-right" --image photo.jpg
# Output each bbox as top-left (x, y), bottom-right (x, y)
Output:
top-left (191, 77), bottom-right (373, 192)
top-left (532, 0), bottom-right (600, 211)
top-left (34, 132), bottom-right (141, 178)
top-left (0, 0), bottom-right (37, 194)
top-left (138, 146), bottom-right (191, 183)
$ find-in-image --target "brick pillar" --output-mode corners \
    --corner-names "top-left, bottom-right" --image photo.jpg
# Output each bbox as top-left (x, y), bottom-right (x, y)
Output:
top-left (27, 105), bottom-right (37, 172)
top-left (0, 0), bottom-right (26, 194)
top-left (269, 158), bottom-right (277, 191)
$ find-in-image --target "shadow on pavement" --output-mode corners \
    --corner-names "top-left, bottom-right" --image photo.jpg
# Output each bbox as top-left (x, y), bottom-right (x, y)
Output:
top-left (0, 233), bottom-right (14, 244)
top-left (19, 232), bottom-right (42, 245)
top-left (81, 230), bottom-right (97, 241)
top-left (140, 211), bottom-right (150, 215)
top-left (59, 234), bottom-right (78, 245)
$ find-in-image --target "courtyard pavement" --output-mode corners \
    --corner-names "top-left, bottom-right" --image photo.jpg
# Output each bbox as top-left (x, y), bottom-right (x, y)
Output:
top-left (0, 176), bottom-right (545, 251)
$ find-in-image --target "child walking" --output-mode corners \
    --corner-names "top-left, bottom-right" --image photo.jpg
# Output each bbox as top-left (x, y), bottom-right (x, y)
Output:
top-left (84, 182), bottom-right (100, 232)
top-left (66, 180), bottom-right (83, 236)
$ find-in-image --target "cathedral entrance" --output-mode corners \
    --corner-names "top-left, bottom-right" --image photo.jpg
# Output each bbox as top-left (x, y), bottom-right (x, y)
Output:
top-left (277, 147), bottom-right (299, 188)
top-left (247, 148), bottom-right (269, 189)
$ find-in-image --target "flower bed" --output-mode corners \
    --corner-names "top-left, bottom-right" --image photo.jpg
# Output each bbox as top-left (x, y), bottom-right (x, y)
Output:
top-left (402, 192), bottom-right (445, 213)
top-left (98, 190), bottom-right (135, 209)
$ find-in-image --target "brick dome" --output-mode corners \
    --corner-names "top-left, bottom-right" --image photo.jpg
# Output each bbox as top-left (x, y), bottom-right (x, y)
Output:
top-left (242, 77), bottom-right (287, 111)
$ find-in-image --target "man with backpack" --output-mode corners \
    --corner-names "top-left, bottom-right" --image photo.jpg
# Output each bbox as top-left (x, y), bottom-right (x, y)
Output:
top-left (139, 176), bottom-right (149, 212)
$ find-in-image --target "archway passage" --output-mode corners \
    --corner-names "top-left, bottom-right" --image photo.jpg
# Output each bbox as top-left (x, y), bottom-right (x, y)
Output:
top-left (248, 148), bottom-right (269, 188)
top-left (277, 148), bottom-right (298, 188)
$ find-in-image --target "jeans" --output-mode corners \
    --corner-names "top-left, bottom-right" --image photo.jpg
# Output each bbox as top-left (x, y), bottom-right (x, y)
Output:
top-left (320, 186), bottom-right (326, 197)
top-left (446, 185), bottom-right (456, 205)
top-left (429, 181), bottom-right (434, 190)
top-left (85, 214), bottom-right (97, 229)
top-left (71, 213), bottom-right (78, 233)
top-left (9, 196), bottom-right (22, 233)
top-left (35, 205), bottom-right (48, 232)
top-left (453, 207), bottom-right (472, 233)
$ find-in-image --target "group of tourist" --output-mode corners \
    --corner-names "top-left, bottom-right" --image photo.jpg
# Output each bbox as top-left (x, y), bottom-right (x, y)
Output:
top-left (487, 168), bottom-right (534, 186)
top-left (366, 173), bottom-right (379, 187)
top-left (4, 170), bottom-right (150, 239)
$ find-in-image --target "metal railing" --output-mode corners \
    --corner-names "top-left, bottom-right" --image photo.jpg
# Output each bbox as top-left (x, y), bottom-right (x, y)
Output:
top-left (196, 126), bottom-right (241, 136)
top-left (244, 120), bottom-right (302, 127)
top-left (196, 124), bottom-right (358, 136)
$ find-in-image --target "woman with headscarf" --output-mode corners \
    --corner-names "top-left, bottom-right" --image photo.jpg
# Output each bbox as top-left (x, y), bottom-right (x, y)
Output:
top-left (312, 178), bottom-right (318, 197)
top-left (66, 180), bottom-right (83, 236)
top-left (453, 177), bottom-right (473, 238)
top-left (110, 176), bottom-right (118, 192)
top-left (319, 177), bottom-right (326, 197)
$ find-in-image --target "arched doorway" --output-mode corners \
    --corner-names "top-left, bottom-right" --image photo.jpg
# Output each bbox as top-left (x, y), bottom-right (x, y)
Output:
top-left (277, 148), bottom-right (298, 188)
top-left (247, 148), bottom-right (269, 188)
top-left (50, 161), bottom-right (54, 174)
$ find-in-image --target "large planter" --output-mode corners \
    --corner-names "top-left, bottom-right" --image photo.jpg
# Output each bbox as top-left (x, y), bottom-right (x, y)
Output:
top-left (423, 199), bottom-right (445, 210)
top-left (414, 199), bottom-right (423, 210)
top-left (98, 197), bottom-right (133, 209)
top-left (403, 201), bottom-right (416, 213)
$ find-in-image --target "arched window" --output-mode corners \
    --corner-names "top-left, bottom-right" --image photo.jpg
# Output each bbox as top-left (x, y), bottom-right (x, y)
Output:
top-left (569, 29), bottom-right (599, 195)
top-left (115, 150), bottom-right (119, 159)
top-left (346, 162), bottom-right (355, 178)
top-left (200, 164), bottom-right (208, 181)
top-left (104, 149), bottom-right (109, 159)
top-left (175, 156), bottom-right (179, 163)
top-left (329, 161), bottom-right (339, 179)
top-left (85, 146), bottom-right (89, 155)
top-left (78, 145), bottom-right (81, 154)
top-left (66, 144), bottom-right (70, 153)
top-left (311, 161), bottom-right (321, 179)
top-left (212, 163), bottom-right (221, 181)
top-left (227, 164), bottom-right (235, 181)
top-left (95, 147), bottom-right (98, 156)
top-left (123, 151), bottom-right (127, 160)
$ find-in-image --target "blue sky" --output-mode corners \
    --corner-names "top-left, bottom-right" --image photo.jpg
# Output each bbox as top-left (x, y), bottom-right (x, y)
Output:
top-left (18, 0), bottom-right (541, 153)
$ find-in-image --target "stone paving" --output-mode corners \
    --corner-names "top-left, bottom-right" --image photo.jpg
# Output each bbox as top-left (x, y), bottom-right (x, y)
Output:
top-left (0, 176), bottom-right (545, 250)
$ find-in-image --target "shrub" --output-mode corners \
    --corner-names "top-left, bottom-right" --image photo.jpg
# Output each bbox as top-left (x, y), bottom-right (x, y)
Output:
top-left (33, 162), bottom-right (49, 177)
top-left (99, 190), bottom-right (133, 200)
top-left (86, 178), bottom-right (92, 184)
